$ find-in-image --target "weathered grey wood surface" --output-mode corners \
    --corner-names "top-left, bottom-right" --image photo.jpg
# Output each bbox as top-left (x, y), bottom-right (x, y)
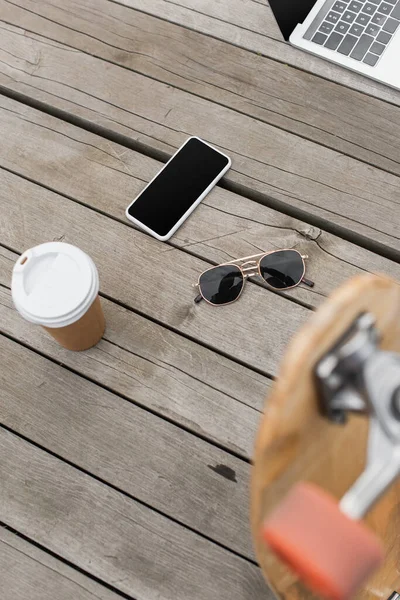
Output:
top-left (0, 333), bottom-right (254, 558)
top-left (115, 0), bottom-right (400, 105)
top-left (2, 0), bottom-right (400, 175)
top-left (1, 1), bottom-right (400, 599)
top-left (0, 527), bottom-right (122, 600)
top-left (0, 165), bottom-right (309, 374)
top-left (1, 96), bottom-right (400, 311)
top-left (0, 248), bottom-right (266, 458)
top-left (0, 23), bottom-right (400, 253)
top-left (0, 427), bottom-right (268, 600)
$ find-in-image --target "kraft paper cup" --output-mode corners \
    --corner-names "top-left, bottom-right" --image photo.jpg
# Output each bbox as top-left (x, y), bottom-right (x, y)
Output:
top-left (11, 242), bottom-right (105, 351)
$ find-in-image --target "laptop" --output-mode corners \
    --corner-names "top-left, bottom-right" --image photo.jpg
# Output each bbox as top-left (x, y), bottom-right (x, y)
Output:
top-left (269, 0), bottom-right (400, 90)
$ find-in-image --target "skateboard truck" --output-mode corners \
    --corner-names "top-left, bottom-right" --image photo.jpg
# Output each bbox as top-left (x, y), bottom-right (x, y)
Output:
top-left (316, 312), bottom-right (400, 519)
top-left (256, 276), bottom-right (400, 600)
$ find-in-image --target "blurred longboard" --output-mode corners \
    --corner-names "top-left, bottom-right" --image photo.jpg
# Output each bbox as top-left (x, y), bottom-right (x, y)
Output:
top-left (251, 274), bottom-right (400, 600)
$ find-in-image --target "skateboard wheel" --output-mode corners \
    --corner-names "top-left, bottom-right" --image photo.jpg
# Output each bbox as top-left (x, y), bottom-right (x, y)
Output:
top-left (262, 482), bottom-right (384, 600)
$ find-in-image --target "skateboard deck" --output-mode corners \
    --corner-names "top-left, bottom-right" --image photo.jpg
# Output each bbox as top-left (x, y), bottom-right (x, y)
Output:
top-left (251, 274), bottom-right (400, 600)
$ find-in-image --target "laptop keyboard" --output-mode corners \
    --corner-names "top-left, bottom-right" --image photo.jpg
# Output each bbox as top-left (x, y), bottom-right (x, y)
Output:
top-left (308, 0), bottom-right (400, 66)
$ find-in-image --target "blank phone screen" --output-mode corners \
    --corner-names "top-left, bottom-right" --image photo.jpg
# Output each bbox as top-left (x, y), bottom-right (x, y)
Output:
top-left (127, 138), bottom-right (230, 237)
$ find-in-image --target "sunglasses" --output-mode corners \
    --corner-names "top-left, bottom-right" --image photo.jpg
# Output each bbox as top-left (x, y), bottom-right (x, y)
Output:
top-left (194, 249), bottom-right (314, 306)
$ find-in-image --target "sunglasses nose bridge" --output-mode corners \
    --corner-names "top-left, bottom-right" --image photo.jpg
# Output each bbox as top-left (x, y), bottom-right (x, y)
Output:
top-left (240, 259), bottom-right (259, 273)
top-left (241, 265), bottom-right (259, 278)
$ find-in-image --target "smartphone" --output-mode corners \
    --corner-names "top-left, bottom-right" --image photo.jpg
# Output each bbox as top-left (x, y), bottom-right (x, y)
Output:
top-left (125, 137), bottom-right (231, 241)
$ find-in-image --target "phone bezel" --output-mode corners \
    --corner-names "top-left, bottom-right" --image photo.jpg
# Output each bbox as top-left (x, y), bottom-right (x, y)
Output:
top-left (125, 136), bottom-right (232, 241)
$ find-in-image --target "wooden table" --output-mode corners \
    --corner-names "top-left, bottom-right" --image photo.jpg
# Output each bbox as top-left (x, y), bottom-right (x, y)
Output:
top-left (0, 1), bottom-right (399, 599)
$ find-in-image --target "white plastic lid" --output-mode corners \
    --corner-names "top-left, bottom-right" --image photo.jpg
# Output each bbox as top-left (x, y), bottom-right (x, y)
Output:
top-left (12, 242), bottom-right (99, 328)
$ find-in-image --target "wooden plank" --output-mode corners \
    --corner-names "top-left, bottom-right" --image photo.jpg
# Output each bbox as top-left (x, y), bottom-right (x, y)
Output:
top-left (0, 428), bottom-right (269, 600)
top-left (0, 333), bottom-right (253, 558)
top-left (1, 95), bottom-right (400, 311)
top-left (0, 281), bottom-right (265, 459)
top-left (0, 166), bottom-right (309, 376)
top-left (0, 527), bottom-right (121, 600)
top-left (0, 25), bottom-right (399, 252)
top-left (0, 246), bottom-right (15, 282)
top-left (2, 0), bottom-right (400, 175)
top-left (0, 247), bottom-right (267, 447)
top-left (114, 0), bottom-right (400, 105)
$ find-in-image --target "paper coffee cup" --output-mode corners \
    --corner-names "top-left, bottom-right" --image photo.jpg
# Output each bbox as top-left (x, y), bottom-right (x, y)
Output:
top-left (12, 242), bottom-right (105, 351)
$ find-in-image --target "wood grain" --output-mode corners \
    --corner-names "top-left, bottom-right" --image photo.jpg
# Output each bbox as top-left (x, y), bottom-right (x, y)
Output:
top-left (0, 24), bottom-right (400, 252)
top-left (1, 95), bottom-right (400, 312)
top-left (2, 4), bottom-right (398, 600)
top-left (0, 247), bottom-right (15, 282)
top-left (0, 333), bottom-right (254, 558)
top-left (0, 427), bottom-right (270, 600)
top-left (2, 0), bottom-right (400, 175)
top-left (251, 274), bottom-right (400, 600)
top-left (0, 280), bottom-right (265, 459)
top-left (0, 527), bottom-right (122, 600)
top-left (0, 165), bottom-right (309, 376)
top-left (114, 0), bottom-right (400, 105)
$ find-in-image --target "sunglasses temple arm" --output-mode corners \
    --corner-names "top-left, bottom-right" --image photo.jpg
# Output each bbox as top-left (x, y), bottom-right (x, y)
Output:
top-left (302, 277), bottom-right (315, 288)
top-left (194, 293), bottom-right (203, 303)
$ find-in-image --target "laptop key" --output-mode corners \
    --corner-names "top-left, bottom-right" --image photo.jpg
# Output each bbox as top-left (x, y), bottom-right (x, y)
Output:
top-left (335, 20), bottom-right (351, 32)
top-left (390, 1), bottom-right (400, 18)
top-left (324, 31), bottom-right (345, 48)
top-left (350, 33), bottom-right (374, 58)
top-left (371, 12), bottom-right (387, 23)
top-left (348, 0), bottom-right (363, 9)
top-left (337, 33), bottom-right (359, 53)
top-left (312, 32), bottom-right (328, 44)
top-left (363, 52), bottom-right (380, 64)
top-left (370, 40), bottom-right (386, 52)
top-left (332, 1), bottom-right (348, 11)
top-left (362, 2), bottom-right (378, 13)
top-left (365, 22), bottom-right (381, 33)
top-left (343, 10), bottom-right (357, 21)
top-left (376, 29), bottom-right (392, 41)
top-left (377, 2), bottom-right (394, 14)
top-left (383, 16), bottom-right (400, 31)
top-left (326, 11), bottom-right (341, 22)
top-left (356, 12), bottom-right (371, 24)
top-left (349, 23), bottom-right (365, 34)
top-left (320, 21), bottom-right (335, 33)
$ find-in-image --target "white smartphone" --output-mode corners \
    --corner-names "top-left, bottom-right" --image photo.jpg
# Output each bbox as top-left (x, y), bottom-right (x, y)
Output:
top-left (125, 136), bottom-right (231, 241)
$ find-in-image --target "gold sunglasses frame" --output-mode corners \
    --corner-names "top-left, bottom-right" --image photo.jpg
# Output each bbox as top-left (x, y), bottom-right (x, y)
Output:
top-left (194, 249), bottom-right (311, 307)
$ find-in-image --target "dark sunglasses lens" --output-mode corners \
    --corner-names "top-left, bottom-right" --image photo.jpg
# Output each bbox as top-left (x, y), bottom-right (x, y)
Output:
top-left (259, 250), bottom-right (304, 290)
top-left (199, 265), bottom-right (244, 305)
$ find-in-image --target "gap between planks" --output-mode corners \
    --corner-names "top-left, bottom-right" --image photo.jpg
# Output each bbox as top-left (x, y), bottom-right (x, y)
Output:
top-left (0, 245), bottom-right (268, 461)
top-left (1, 0), bottom-right (399, 179)
top-left (0, 326), bottom-right (258, 561)
top-left (0, 525), bottom-right (131, 600)
top-left (1, 93), bottom-right (400, 308)
top-left (0, 20), bottom-right (399, 257)
top-left (0, 412), bottom-right (255, 563)
top-left (0, 427), bottom-right (271, 600)
top-left (110, 0), bottom-right (400, 106)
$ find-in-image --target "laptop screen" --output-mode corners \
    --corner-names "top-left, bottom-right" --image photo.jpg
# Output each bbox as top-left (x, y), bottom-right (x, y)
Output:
top-left (268, 0), bottom-right (318, 40)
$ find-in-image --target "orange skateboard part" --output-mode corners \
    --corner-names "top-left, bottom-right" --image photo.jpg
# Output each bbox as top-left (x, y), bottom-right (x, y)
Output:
top-left (262, 483), bottom-right (385, 600)
top-left (252, 275), bottom-right (400, 600)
